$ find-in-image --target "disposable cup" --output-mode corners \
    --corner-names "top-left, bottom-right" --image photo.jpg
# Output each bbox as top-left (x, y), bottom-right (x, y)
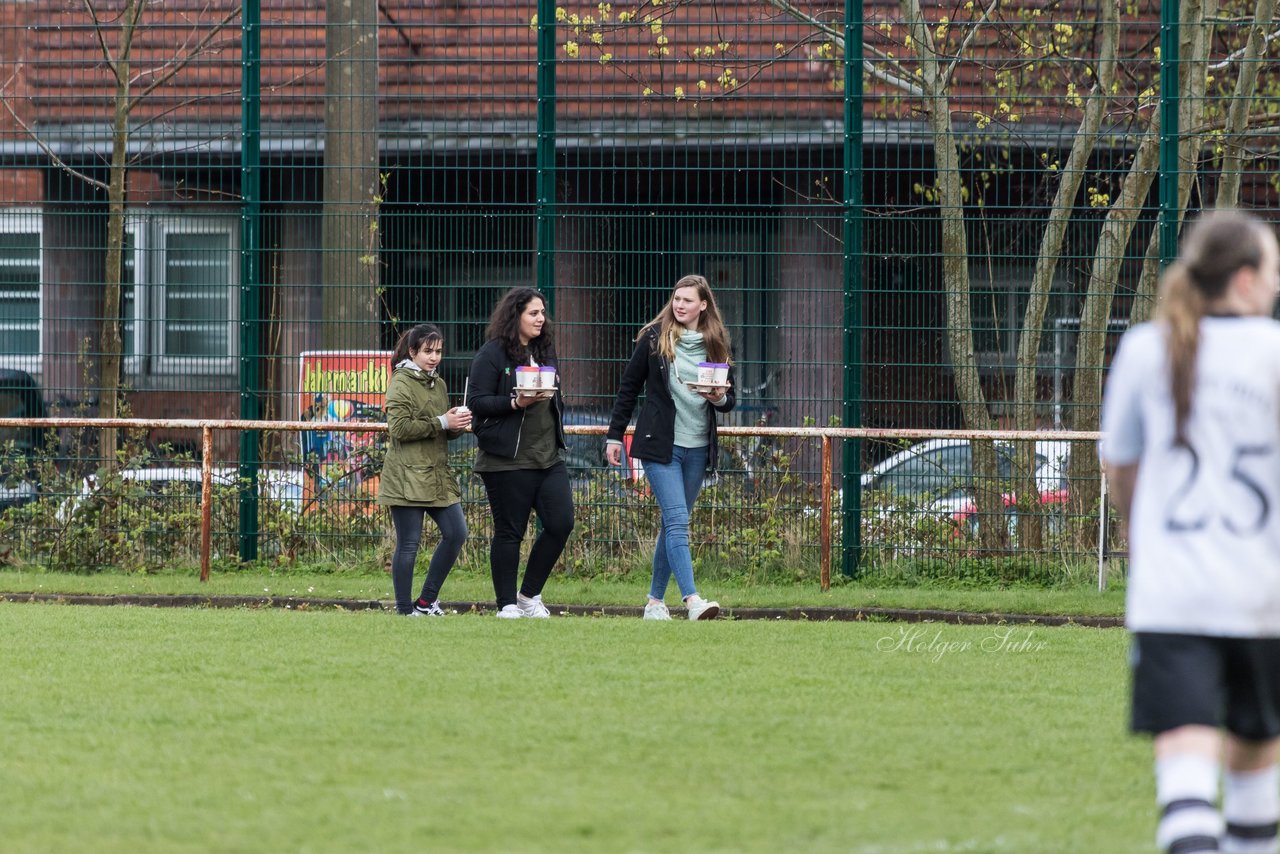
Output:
top-left (515, 366), bottom-right (540, 389)
top-left (697, 362), bottom-right (729, 386)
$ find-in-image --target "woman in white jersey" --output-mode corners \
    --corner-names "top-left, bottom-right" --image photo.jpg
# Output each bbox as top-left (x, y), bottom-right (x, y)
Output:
top-left (1101, 209), bottom-right (1280, 854)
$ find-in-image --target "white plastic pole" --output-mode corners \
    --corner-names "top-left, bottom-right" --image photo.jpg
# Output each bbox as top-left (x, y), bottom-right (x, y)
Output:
top-left (1097, 471), bottom-right (1108, 591)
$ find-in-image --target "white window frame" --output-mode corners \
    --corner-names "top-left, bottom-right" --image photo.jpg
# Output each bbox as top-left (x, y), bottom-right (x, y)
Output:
top-left (0, 208), bottom-right (43, 374)
top-left (136, 214), bottom-right (239, 375)
top-left (121, 216), bottom-right (145, 375)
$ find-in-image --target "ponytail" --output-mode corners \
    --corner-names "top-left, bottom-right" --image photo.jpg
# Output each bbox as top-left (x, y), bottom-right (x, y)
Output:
top-left (1154, 208), bottom-right (1272, 446)
top-left (1156, 263), bottom-right (1204, 447)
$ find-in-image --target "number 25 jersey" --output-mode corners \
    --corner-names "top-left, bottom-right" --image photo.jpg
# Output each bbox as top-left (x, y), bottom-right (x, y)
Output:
top-left (1101, 317), bottom-right (1280, 637)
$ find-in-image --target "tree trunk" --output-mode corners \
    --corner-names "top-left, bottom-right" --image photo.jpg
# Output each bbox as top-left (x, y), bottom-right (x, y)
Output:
top-left (1070, 0), bottom-right (1214, 546)
top-left (1011, 0), bottom-right (1120, 551)
top-left (322, 0), bottom-right (381, 350)
top-left (902, 0), bottom-right (1005, 550)
top-left (1215, 0), bottom-right (1276, 209)
top-left (98, 0), bottom-right (141, 472)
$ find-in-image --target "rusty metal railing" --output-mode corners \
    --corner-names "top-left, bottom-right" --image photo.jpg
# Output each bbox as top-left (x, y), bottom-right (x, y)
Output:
top-left (0, 418), bottom-right (1107, 590)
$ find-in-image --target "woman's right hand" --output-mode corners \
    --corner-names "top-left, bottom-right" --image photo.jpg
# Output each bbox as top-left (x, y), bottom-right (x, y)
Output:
top-left (445, 406), bottom-right (473, 431)
top-left (605, 442), bottom-right (622, 467)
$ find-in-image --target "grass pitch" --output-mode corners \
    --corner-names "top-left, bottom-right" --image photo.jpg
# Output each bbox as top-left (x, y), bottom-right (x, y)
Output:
top-left (0, 603), bottom-right (1150, 853)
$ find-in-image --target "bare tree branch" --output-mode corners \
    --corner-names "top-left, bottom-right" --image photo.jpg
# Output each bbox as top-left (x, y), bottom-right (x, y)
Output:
top-left (81, 0), bottom-right (121, 82)
top-left (943, 0), bottom-right (1001, 88)
top-left (133, 5), bottom-right (242, 106)
top-left (760, 0), bottom-right (925, 96)
top-left (0, 68), bottom-right (110, 191)
top-left (1209, 24), bottom-right (1280, 70)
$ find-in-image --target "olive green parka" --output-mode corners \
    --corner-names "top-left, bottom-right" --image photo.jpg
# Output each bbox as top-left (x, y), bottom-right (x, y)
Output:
top-left (376, 363), bottom-right (465, 507)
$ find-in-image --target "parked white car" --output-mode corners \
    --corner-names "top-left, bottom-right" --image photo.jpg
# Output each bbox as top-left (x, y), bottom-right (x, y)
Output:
top-left (858, 437), bottom-right (1073, 540)
top-left (862, 438), bottom-right (1069, 501)
top-left (59, 465), bottom-right (304, 522)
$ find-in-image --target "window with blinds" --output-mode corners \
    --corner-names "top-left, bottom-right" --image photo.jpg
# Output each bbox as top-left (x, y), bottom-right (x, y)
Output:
top-left (0, 210), bottom-right (41, 371)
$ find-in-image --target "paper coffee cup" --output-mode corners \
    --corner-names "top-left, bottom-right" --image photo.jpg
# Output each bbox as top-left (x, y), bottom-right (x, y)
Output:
top-left (515, 366), bottom-right (540, 389)
top-left (697, 362), bottom-right (729, 386)
top-left (539, 366), bottom-right (557, 388)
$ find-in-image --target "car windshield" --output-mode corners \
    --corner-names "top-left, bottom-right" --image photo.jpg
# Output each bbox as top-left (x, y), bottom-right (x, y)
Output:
top-left (875, 444), bottom-right (972, 498)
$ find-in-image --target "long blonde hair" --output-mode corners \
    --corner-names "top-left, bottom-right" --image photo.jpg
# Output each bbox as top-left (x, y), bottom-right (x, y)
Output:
top-left (637, 274), bottom-right (733, 363)
top-left (1158, 209), bottom-right (1272, 445)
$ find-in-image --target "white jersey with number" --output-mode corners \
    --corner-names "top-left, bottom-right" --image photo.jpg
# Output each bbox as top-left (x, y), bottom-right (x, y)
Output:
top-left (1100, 317), bottom-right (1280, 637)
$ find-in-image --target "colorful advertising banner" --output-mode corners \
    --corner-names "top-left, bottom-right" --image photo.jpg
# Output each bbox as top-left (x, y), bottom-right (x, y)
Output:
top-left (299, 350), bottom-right (391, 507)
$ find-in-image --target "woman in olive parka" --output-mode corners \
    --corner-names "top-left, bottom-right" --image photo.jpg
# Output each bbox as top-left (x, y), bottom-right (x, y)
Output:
top-left (377, 324), bottom-right (473, 616)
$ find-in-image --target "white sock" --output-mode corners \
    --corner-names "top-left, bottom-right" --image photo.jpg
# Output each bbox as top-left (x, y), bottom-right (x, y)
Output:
top-left (1223, 766), bottom-right (1279, 854)
top-left (1156, 754), bottom-right (1223, 853)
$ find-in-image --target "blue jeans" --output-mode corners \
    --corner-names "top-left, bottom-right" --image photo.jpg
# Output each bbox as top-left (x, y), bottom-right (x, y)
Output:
top-left (644, 444), bottom-right (708, 601)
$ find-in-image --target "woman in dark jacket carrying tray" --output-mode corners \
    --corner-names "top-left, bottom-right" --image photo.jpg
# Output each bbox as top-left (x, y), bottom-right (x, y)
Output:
top-left (466, 287), bottom-right (574, 619)
top-left (606, 274), bottom-right (735, 621)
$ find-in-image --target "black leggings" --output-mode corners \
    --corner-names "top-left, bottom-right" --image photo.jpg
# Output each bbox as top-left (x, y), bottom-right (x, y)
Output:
top-left (479, 463), bottom-right (575, 607)
top-left (389, 503), bottom-right (468, 614)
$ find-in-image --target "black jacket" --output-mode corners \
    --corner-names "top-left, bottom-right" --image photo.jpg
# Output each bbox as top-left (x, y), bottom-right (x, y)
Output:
top-left (606, 328), bottom-right (736, 473)
top-left (465, 338), bottom-right (566, 459)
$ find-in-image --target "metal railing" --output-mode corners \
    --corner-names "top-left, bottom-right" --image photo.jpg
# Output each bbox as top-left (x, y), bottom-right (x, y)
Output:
top-left (0, 417), bottom-right (1113, 592)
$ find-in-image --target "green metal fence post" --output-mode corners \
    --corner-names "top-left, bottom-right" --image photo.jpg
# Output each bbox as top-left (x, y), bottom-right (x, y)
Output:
top-left (1158, 0), bottom-right (1179, 264)
top-left (536, 0), bottom-right (556, 313)
top-left (841, 0), bottom-right (864, 577)
top-left (238, 0), bottom-right (261, 562)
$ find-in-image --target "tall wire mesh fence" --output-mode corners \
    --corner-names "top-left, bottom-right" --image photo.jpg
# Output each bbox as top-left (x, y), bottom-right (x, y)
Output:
top-left (2, 0), bottom-right (1277, 581)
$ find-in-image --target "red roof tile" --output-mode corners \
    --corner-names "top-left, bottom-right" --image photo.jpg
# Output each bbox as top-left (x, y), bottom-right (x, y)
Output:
top-left (11, 0), bottom-right (1172, 132)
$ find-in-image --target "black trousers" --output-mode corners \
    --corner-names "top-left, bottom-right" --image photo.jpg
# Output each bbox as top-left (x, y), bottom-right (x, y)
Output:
top-left (479, 463), bottom-right (575, 607)
top-left (389, 503), bottom-right (468, 614)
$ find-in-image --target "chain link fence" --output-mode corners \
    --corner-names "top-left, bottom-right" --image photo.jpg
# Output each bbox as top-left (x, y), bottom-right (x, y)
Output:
top-left (2, 0), bottom-right (1275, 581)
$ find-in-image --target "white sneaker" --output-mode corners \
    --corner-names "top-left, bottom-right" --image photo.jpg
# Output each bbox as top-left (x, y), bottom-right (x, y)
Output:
top-left (643, 600), bottom-right (672, 620)
top-left (496, 604), bottom-right (524, 619)
top-left (516, 593), bottom-right (551, 618)
top-left (685, 596), bottom-right (720, 621)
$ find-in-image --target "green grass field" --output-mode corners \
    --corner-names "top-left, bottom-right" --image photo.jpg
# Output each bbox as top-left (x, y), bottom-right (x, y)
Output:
top-left (0, 601), bottom-right (1153, 853)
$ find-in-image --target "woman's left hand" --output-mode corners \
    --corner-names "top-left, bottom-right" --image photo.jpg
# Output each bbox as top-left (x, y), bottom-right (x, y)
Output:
top-left (698, 384), bottom-right (730, 403)
top-left (444, 406), bottom-right (473, 431)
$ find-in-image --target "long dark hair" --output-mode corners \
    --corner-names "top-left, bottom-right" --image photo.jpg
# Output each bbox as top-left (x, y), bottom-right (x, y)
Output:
top-left (485, 287), bottom-right (557, 366)
top-left (390, 323), bottom-right (444, 370)
top-left (1158, 209), bottom-right (1272, 445)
